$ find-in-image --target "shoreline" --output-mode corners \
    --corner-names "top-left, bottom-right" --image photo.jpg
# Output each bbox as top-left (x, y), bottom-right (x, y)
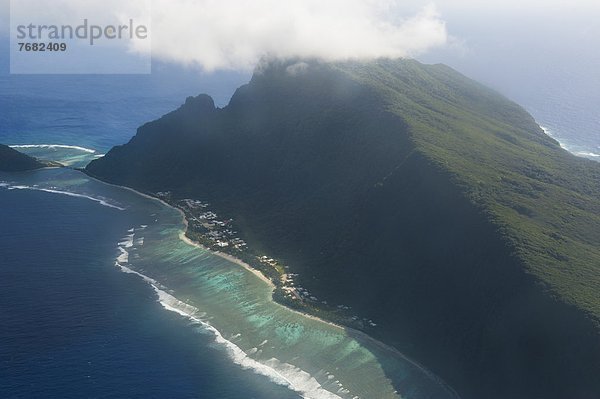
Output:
top-left (178, 224), bottom-right (276, 289)
top-left (83, 171), bottom-right (458, 397)
top-left (116, 183), bottom-right (276, 289)
top-left (145, 183), bottom-right (460, 397)
top-left (161, 195), bottom-right (350, 331)
top-left (539, 124), bottom-right (600, 161)
top-left (137, 186), bottom-right (347, 331)
top-left (87, 174), bottom-right (344, 330)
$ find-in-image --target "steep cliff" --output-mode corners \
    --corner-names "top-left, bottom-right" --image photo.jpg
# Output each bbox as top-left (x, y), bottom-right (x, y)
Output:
top-left (87, 59), bottom-right (600, 399)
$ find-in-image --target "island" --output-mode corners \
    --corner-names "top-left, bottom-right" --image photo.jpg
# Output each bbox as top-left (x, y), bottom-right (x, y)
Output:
top-left (0, 144), bottom-right (56, 172)
top-left (86, 58), bottom-right (600, 399)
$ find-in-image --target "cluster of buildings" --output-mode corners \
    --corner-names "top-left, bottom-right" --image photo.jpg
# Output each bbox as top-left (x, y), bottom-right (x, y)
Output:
top-left (177, 198), bottom-right (248, 251)
top-left (167, 194), bottom-right (378, 329)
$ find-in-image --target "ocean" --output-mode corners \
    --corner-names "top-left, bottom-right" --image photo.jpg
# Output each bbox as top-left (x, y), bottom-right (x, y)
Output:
top-left (418, 6), bottom-right (600, 162)
top-left (0, 63), bottom-right (459, 397)
top-left (1, 43), bottom-right (598, 398)
top-left (0, 174), bottom-right (300, 399)
top-left (0, 166), bottom-right (457, 399)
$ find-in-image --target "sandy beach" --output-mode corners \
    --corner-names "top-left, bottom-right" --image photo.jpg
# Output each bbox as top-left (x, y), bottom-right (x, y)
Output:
top-left (178, 228), bottom-right (276, 289)
top-left (92, 177), bottom-right (349, 331)
top-left (81, 172), bottom-right (458, 398)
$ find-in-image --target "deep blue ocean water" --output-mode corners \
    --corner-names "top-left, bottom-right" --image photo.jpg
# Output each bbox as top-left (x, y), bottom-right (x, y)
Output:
top-left (0, 46), bottom-right (310, 398)
top-left (0, 181), bottom-right (301, 399)
top-left (1, 33), bottom-right (598, 398)
top-left (0, 167), bottom-right (456, 399)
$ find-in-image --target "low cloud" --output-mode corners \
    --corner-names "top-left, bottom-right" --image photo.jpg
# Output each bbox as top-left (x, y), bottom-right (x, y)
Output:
top-left (145, 0), bottom-right (448, 71)
top-left (4, 0), bottom-right (448, 72)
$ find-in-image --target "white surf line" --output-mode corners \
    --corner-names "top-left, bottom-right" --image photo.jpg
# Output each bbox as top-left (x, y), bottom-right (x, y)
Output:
top-left (35, 188), bottom-right (124, 210)
top-left (9, 144), bottom-right (97, 153)
top-left (539, 125), bottom-right (568, 150)
top-left (575, 151), bottom-right (600, 158)
top-left (3, 184), bottom-right (125, 211)
top-left (114, 233), bottom-right (347, 399)
top-left (89, 175), bottom-right (457, 398)
top-left (539, 125), bottom-right (600, 160)
top-left (538, 124), bottom-right (600, 158)
top-left (155, 283), bottom-right (346, 399)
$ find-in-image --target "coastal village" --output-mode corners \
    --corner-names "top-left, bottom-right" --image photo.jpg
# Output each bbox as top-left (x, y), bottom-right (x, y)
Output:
top-left (155, 191), bottom-right (378, 329)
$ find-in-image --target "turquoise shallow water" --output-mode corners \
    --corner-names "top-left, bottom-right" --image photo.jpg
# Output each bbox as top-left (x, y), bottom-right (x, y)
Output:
top-left (0, 159), bottom-right (458, 399)
top-left (0, 54), bottom-right (459, 398)
top-left (0, 169), bottom-right (303, 399)
top-left (1, 35), bottom-right (595, 396)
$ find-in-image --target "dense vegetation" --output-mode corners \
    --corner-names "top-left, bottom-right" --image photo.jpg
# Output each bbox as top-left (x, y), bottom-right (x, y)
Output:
top-left (87, 59), bottom-right (600, 399)
top-left (0, 144), bottom-right (46, 171)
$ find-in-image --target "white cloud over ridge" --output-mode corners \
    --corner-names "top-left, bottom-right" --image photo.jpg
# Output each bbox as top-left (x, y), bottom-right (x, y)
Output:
top-left (3, 0), bottom-right (447, 71)
top-left (147, 0), bottom-right (447, 71)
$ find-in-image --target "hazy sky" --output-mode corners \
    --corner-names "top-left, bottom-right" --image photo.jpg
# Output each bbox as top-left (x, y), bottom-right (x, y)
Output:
top-left (0, 0), bottom-right (598, 147)
top-left (1, 0), bottom-right (598, 74)
top-left (416, 0), bottom-right (600, 151)
top-left (3, 0), bottom-right (450, 70)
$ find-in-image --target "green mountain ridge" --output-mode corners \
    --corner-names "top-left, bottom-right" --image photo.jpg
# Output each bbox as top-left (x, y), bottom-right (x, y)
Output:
top-left (87, 58), bottom-right (600, 399)
top-left (0, 144), bottom-right (48, 171)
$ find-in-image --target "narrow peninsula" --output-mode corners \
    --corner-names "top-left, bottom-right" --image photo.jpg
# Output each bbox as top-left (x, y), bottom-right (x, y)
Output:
top-left (86, 58), bottom-right (600, 399)
top-left (0, 144), bottom-right (54, 172)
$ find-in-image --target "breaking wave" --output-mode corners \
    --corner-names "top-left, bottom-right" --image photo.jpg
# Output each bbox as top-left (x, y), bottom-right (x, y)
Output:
top-left (0, 183), bottom-right (125, 211)
top-left (9, 144), bottom-right (97, 153)
top-left (540, 126), bottom-right (600, 161)
top-left (575, 151), bottom-right (600, 158)
top-left (114, 228), bottom-right (345, 399)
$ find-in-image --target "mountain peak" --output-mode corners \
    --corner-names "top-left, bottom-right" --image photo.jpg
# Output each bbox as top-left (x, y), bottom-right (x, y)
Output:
top-left (183, 94), bottom-right (216, 112)
top-left (86, 59), bottom-right (600, 399)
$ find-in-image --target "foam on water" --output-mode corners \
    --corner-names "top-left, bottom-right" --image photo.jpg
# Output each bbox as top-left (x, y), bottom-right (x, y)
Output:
top-left (540, 125), bottom-right (600, 161)
top-left (575, 151), bottom-right (600, 158)
top-left (117, 247), bottom-right (129, 264)
top-left (119, 234), bottom-right (135, 247)
top-left (0, 183), bottom-right (125, 210)
top-left (114, 230), bottom-right (346, 399)
top-left (157, 288), bottom-right (347, 399)
top-left (0, 167), bottom-right (455, 399)
top-left (8, 143), bottom-right (104, 168)
top-left (9, 144), bottom-right (97, 153)
top-left (540, 126), bottom-right (567, 149)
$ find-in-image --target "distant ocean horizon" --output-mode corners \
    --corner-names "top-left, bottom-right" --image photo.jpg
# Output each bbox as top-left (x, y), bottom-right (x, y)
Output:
top-left (0, 65), bottom-right (460, 398)
top-left (1, 50), bottom-right (598, 398)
